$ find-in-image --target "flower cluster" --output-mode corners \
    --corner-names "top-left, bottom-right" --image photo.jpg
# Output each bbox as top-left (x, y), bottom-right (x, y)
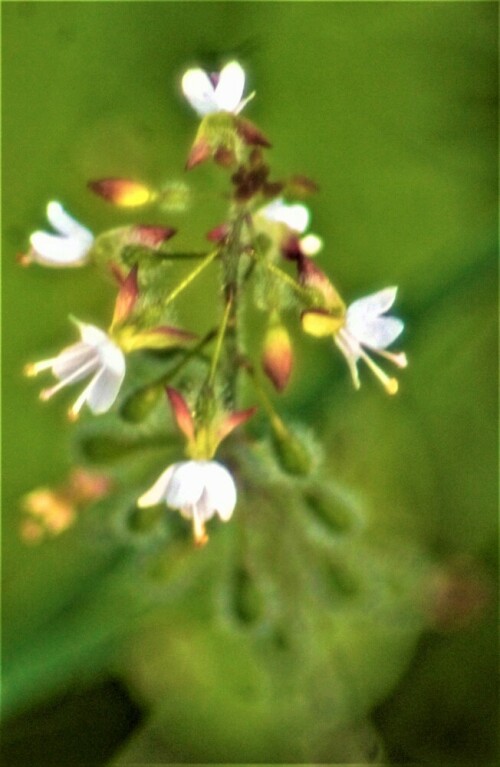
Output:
top-left (21, 60), bottom-right (407, 546)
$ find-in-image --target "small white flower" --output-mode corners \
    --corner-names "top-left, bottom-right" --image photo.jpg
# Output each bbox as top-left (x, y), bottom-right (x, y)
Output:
top-left (259, 198), bottom-right (311, 234)
top-left (29, 201), bottom-right (94, 267)
top-left (182, 60), bottom-right (253, 116)
top-left (335, 287), bottom-right (408, 394)
top-left (138, 459), bottom-right (237, 546)
top-left (25, 320), bottom-right (126, 419)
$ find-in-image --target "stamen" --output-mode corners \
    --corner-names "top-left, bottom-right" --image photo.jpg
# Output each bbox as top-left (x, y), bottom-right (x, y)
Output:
top-left (376, 349), bottom-right (408, 368)
top-left (191, 508), bottom-right (208, 548)
top-left (68, 378), bottom-right (96, 421)
top-left (16, 252), bottom-right (33, 267)
top-left (40, 358), bottom-right (97, 401)
top-left (24, 359), bottom-right (57, 376)
top-left (360, 349), bottom-right (399, 395)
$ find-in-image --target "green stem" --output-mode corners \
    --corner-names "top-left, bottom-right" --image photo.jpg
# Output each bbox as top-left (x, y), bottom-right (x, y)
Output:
top-left (218, 211), bottom-right (246, 406)
top-left (153, 329), bottom-right (217, 387)
top-left (208, 298), bottom-right (233, 387)
top-left (163, 249), bottom-right (219, 308)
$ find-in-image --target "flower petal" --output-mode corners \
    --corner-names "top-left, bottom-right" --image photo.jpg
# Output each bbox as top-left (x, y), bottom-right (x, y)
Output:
top-left (46, 201), bottom-right (93, 241)
top-left (52, 343), bottom-right (98, 380)
top-left (29, 232), bottom-right (90, 267)
top-left (260, 199), bottom-right (310, 233)
top-left (137, 464), bottom-right (178, 508)
top-left (85, 364), bottom-right (126, 414)
top-left (165, 461), bottom-right (205, 509)
top-left (347, 287), bottom-right (398, 323)
top-left (351, 317), bottom-right (405, 351)
top-left (215, 61), bottom-right (245, 112)
top-left (182, 68), bottom-right (218, 115)
top-left (75, 321), bottom-right (112, 349)
top-left (202, 461), bottom-right (237, 521)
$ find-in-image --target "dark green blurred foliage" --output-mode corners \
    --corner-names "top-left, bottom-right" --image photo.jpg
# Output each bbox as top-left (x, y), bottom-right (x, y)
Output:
top-left (2, 2), bottom-right (497, 764)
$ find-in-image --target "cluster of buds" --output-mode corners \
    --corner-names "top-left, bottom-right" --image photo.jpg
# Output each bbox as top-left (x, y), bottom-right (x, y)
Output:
top-left (21, 60), bottom-right (407, 547)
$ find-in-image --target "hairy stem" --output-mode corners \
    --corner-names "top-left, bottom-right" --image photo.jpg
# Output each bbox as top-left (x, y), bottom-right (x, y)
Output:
top-left (218, 210), bottom-right (246, 406)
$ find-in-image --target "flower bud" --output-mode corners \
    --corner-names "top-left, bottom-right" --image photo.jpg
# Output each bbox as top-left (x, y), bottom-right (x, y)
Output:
top-left (120, 384), bottom-right (163, 422)
top-left (88, 178), bottom-right (153, 207)
top-left (262, 320), bottom-right (293, 392)
top-left (271, 423), bottom-right (312, 476)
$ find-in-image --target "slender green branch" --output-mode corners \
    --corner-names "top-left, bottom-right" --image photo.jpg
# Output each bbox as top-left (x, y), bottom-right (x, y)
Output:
top-left (208, 298), bottom-right (233, 387)
top-left (152, 329), bottom-right (217, 387)
top-left (163, 249), bottom-right (219, 308)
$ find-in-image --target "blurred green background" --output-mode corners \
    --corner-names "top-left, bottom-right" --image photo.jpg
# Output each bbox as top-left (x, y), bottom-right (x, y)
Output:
top-left (2, 2), bottom-right (497, 764)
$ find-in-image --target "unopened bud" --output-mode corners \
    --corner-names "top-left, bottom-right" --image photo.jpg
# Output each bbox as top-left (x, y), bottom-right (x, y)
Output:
top-left (88, 178), bottom-right (153, 207)
top-left (214, 146), bottom-right (237, 167)
top-left (120, 384), bottom-right (163, 422)
top-left (271, 422), bottom-right (312, 476)
top-left (262, 322), bottom-right (293, 392)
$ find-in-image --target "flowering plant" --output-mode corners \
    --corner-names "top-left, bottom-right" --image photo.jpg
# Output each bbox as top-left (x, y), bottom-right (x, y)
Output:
top-left (21, 59), bottom-right (407, 547)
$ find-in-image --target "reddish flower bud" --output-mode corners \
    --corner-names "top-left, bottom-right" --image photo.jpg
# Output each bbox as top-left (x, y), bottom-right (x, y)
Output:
top-left (214, 146), bottom-right (237, 167)
top-left (88, 178), bottom-right (152, 207)
top-left (166, 387), bottom-right (195, 441)
top-left (286, 175), bottom-right (319, 198)
top-left (185, 137), bottom-right (211, 170)
top-left (262, 322), bottom-right (294, 391)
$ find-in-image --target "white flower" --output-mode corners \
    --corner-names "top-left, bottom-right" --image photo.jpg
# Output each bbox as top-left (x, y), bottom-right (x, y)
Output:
top-left (25, 320), bottom-right (126, 419)
top-left (29, 201), bottom-right (94, 267)
top-left (335, 287), bottom-right (408, 394)
top-left (259, 198), bottom-right (311, 234)
top-left (138, 460), bottom-right (237, 546)
top-left (182, 60), bottom-right (253, 116)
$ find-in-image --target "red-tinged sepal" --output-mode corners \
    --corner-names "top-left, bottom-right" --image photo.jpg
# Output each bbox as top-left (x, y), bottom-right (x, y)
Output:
top-left (127, 225), bottom-right (177, 249)
top-left (186, 137), bottom-right (212, 170)
top-left (166, 387), bottom-right (195, 442)
top-left (206, 222), bottom-right (230, 243)
top-left (112, 265), bottom-right (139, 326)
top-left (216, 406), bottom-right (257, 444)
top-left (88, 178), bottom-right (153, 207)
top-left (234, 116), bottom-right (271, 148)
top-left (298, 256), bottom-right (345, 312)
top-left (262, 321), bottom-right (294, 392)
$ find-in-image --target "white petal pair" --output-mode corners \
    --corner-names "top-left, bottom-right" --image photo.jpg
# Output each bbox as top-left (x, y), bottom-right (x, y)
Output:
top-left (335, 287), bottom-right (407, 394)
top-left (182, 60), bottom-right (252, 116)
top-left (138, 460), bottom-right (237, 546)
top-left (29, 201), bottom-right (94, 267)
top-left (259, 198), bottom-right (311, 234)
top-left (26, 320), bottom-right (126, 418)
